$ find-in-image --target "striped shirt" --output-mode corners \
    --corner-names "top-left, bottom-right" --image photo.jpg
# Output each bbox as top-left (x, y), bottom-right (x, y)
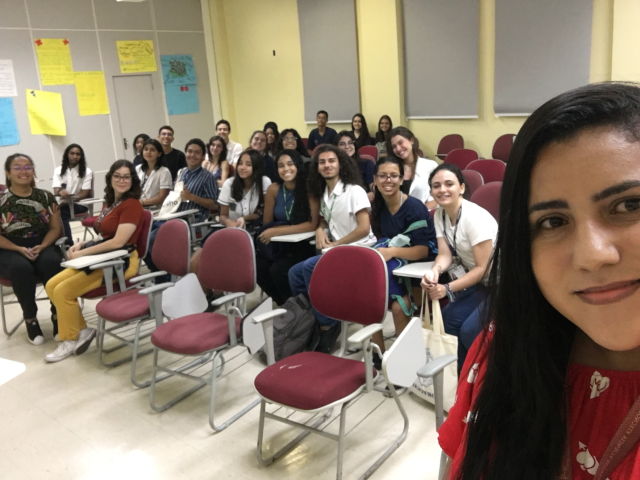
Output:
top-left (176, 166), bottom-right (219, 222)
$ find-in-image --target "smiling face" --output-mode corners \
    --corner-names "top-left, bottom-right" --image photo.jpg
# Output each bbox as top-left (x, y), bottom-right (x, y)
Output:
top-left (352, 116), bottom-right (362, 132)
top-left (390, 134), bottom-right (414, 161)
top-left (282, 132), bottom-right (298, 150)
top-left (337, 135), bottom-right (356, 158)
top-left (158, 128), bottom-right (174, 148)
top-left (185, 143), bottom-right (204, 169)
top-left (429, 169), bottom-right (465, 208)
top-left (530, 127), bottom-right (640, 352)
top-left (380, 118), bottom-right (391, 132)
top-left (374, 162), bottom-right (403, 198)
top-left (265, 128), bottom-right (276, 145)
top-left (135, 137), bottom-right (145, 154)
top-left (251, 133), bottom-right (267, 154)
top-left (236, 153), bottom-right (253, 179)
top-left (318, 151), bottom-right (339, 180)
top-left (67, 147), bottom-right (82, 168)
top-left (143, 143), bottom-right (160, 163)
top-left (209, 139), bottom-right (224, 158)
top-left (216, 123), bottom-right (230, 141)
top-left (7, 156), bottom-right (35, 188)
top-left (277, 154), bottom-right (297, 183)
top-left (317, 112), bottom-right (328, 128)
top-left (111, 166), bottom-right (132, 196)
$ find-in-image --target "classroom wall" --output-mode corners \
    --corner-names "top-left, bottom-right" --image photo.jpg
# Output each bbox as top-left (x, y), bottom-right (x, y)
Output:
top-left (611, 0), bottom-right (640, 81)
top-left (208, 0), bottom-right (615, 159)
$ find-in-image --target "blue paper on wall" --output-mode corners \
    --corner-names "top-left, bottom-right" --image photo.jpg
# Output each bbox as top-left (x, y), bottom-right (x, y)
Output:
top-left (0, 98), bottom-right (20, 146)
top-left (165, 84), bottom-right (199, 115)
top-left (161, 55), bottom-right (197, 86)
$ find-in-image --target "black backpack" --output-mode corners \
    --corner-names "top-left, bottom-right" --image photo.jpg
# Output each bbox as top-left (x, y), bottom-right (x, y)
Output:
top-left (272, 294), bottom-right (319, 361)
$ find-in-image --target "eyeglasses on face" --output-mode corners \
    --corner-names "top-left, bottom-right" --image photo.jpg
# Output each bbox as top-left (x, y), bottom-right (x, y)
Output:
top-left (338, 141), bottom-right (355, 148)
top-left (283, 136), bottom-right (298, 142)
top-left (11, 165), bottom-right (33, 172)
top-left (375, 173), bottom-right (401, 182)
top-left (112, 174), bottom-right (132, 182)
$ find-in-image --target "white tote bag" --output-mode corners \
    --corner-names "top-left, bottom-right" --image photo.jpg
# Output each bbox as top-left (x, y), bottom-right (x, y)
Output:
top-left (409, 293), bottom-right (458, 412)
top-left (158, 179), bottom-right (184, 217)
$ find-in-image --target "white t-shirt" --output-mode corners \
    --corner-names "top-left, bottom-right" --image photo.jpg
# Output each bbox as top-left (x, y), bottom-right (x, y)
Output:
top-left (135, 165), bottom-right (172, 207)
top-left (217, 176), bottom-right (271, 222)
top-left (226, 139), bottom-right (243, 166)
top-left (434, 199), bottom-right (497, 270)
top-left (52, 165), bottom-right (93, 204)
top-left (320, 180), bottom-right (376, 244)
top-left (408, 157), bottom-right (439, 203)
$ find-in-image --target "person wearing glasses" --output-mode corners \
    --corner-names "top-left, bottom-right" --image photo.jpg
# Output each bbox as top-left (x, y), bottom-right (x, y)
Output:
top-left (0, 154), bottom-right (63, 346)
top-left (275, 128), bottom-right (311, 162)
top-left (45, 160), bottom-right (144, 363)
top-left (334, 130), bottom-right (374, 194)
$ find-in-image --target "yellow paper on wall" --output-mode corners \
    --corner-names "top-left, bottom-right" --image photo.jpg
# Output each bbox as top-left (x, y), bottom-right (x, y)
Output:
top-left (34, 38), bottom-right (74, 85)
top-left (116, 40), bottom-right (157, 73)
top-left (26, 89), bottom-right (66, 136)
top-left (75, 71), bottom-right (110, 116)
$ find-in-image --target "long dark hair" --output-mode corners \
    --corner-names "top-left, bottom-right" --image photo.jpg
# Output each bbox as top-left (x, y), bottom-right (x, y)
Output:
top-left (263, 121), bottom-right (280, 156)
top-left (207, 135), bottom-right (228, 165)
top-left (334, 130), bottom-right (363, 163)
top-left (370, 156), bottom-right (404, 238)
top-left (351, 113), bottom-right (371, 149)
top-left (104, 160), bottom-right (142, 207)
top-left (4, 153), bottom-right (36, 188)
top-left (458, 82), bottom-right (640, 479)
top-left (274, 150), bottom-right (311, 225)
top-left (231, 149), bottom-right (265, 205)
top-left (61, 143), bottom-right (87, 178)
top-left (429, 163), bottom-right (469, 200)
top-left (307, 144), bottom-right (363, 200)
top-left (133, 133), bottom-right (150, 154)
top-left (375, 115), bottom-right (393, 144)
top-left (276, 128), bottom-right (310, 158)
top-left (140, 139), bottom-right (165, 172)
top-left (385, 126), bottom-right (420, 163)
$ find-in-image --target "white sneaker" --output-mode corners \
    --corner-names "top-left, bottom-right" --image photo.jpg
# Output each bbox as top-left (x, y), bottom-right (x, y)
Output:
top-left (45, 341), bottom-right (76, 363)
top-left (74, 328), bottom-right (96, 356)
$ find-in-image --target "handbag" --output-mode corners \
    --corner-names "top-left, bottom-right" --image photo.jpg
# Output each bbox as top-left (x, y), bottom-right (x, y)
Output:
top-left (409, 291), bottom-right (458, 412)
top-left (158, 178), bottom-right (184, 217)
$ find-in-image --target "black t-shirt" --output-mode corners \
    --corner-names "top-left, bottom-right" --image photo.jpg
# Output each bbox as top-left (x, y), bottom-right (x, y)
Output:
top-left (163, 149), bottom-right (187, 182)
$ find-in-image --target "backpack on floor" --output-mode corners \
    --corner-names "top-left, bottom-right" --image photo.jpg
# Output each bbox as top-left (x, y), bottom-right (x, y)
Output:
top-left (273, 294), bottom-right (318, 361)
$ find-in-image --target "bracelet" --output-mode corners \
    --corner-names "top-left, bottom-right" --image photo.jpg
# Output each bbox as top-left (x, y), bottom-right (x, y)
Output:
top-left (444, 284), bottom-right (456, 302)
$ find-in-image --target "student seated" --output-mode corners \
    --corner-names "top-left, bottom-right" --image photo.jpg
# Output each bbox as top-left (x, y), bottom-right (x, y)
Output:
top-left (53, 144), bottom-right (93, 241)
top-left (136, 139), bottom-right (172, 210)
top-left (263, 121), bottom-right (279, 157)
top-left (374, 115), bottom-right (392, 158)
top-left (335, 130), bottom-right (374, 194)
top-left (307, 110), bottom-right (337, 151)
top-left (256, 150), bottom-right (319, 305)
top-left (215, 119), bottom-right (242, 165)
top-left (0, 153), bottom-right (64, 345)
top-left (276, 128), bottom-right (311, 162)
top-left (132, 133), bottom-right (150, 167)
top-left (248, 130), bottom-right (277, 183)
top-left (370, 156), bottom-right (437, 370)
top-left (203, 135), bottom-right (229, 187)
top-left (45, 160), bottom-right (144, 363)
top-left (157, 125), bottom-right (186, 183)
top-left (351, 113), bottom-right (373, 150)
top-left (288, 145), bottom-right (376, 353)
top-left (420, 163), bottom-right (497, 372)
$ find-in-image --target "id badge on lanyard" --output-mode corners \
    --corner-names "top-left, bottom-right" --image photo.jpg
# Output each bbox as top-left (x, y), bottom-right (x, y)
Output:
top-left (443, 208), bottom-right (467, 280)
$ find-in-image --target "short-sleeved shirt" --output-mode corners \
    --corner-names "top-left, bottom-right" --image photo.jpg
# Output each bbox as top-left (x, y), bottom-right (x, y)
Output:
top-left (434, 199), bottom-right (497, 270)
top-left (308, 127), bottom-right (337, 150)
top-left (175, 166), bottom-right (220, 223)
top-left (98, 198), bottom-right (144, 245)
top-left (163, 148), bottom-right (187, 182)
top-left (274, 184), bottom-right (295, 223)
top-left (52, 165), bottom-right (93, 205)
top-left (379, 195), bottom-right (437, 260)
top-left (226, 139), bottom-right (243, 165)
top-left (135, 165), bottom-right (173, 208)
top-left (320, 180), bottom-right (376, 244)
top-left (358, 158), bottom-right (375, 192)
top-left (0, 188), bottom-right (58, 241)
top-left (403, 157), bottom-right (439, 203)
top-left (218, 177), bottom-right (272, 222)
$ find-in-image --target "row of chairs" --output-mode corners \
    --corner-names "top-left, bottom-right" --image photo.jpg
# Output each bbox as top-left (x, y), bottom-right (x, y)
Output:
top-left (436, 133), bottom-right (515, 163)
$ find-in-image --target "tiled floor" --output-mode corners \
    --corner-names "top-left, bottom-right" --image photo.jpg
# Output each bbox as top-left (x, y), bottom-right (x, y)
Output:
top-left (0, 225), bottom-right (443, 480)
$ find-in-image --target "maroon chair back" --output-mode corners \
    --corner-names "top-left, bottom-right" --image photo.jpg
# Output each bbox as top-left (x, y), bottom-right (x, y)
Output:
top-left (417, 148), bottom-right (425, 158)
top-left (198, 228), bottom-right (255, 293)
top-left (302, 138), bottom-right (308, 148)
top-left (436, 134), bottom-right (464, 159)
top-left (309, 246), bottom-right (388, 325)
top-left (470, 182), bottom-right (502, 221)
top-left (461, 170), bottom-right (484, 198)
top-left (136, 210), bottom-right (153, 258)
top-left (358, 146), bottom-right (378, 160)
top-left (228, 164), bottom-right (235, 177)
top-left (151, 219), bottom-right (191, 276)
top-left (492, 134), bottom-right (515, 162)
top-left (360, 154), bottom-right (375, 164)
top-left (466, 159), bottom-right (506, 184)
top-left (0, 184), bottom-right (6, 194)
top-left (443, 148), bottom-right (479, 170)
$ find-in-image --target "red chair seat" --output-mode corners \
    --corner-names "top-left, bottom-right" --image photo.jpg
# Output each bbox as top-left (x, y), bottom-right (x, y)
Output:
top-left (83, 279), bottom-right (135, 299)
top-left (255, 352), bottom-right (378, 411)
top-left (96, 289), bottom-right (149, 322)
top-left (0, 277), bottom-right (12, 287)
top-left (151, 313), bottom-right (242, 355)
top-left (81, 216), bottom-right (98, 228)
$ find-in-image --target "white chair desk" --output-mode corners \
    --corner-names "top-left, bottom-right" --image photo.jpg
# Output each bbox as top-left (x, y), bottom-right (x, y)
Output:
top-left (392, 261), bottom-right (435, 279)
top-left (270, 231), bottom-right (315, 243)
top-left (61, 250), bottom-right (130, 270)
top-left (154, 208), bottom-right (200, 222)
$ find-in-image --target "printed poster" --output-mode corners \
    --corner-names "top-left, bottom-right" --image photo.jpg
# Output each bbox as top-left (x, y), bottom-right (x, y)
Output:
top-left (161, 55), bottom-right (197, 86)
top-left (75, 71), bottom-right (110, 116)
top-left (26, 89), bottom-right (66, 136)
top-left (0, 60), bottom-right (18, 97)
top-left (34, 39), bottom-right (74, 86)
top-left (0, 98), bottom-right (20, 146)
top-left (164, 84), bottom-right (199, 115)
top-left (116, 40), bottom-right (157, 73)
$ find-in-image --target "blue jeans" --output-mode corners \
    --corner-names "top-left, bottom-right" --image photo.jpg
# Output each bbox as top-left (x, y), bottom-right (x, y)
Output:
top-left (288, 255), bottom-right (337, 327)
top-left (143, 221), bottom-right (165, 272)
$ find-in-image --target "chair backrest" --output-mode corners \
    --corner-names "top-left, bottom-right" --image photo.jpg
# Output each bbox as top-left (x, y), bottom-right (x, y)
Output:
top-left (417, 148), bottom-right (425, 158)
top-left (437, 134), bottom-right (464, 157)
top-left (461, 170), bottom-right (484, 198)
top-left (198, 227), bottom-right (256, 293)
top-left (228, 163), bottom-right (235, 177)
top-left (360, 154), bottom-right (375, 165)
top-left (470, 182), bottom-right (502, 221)
top-left (465, 159), bottom-right (506, 184)
top-left (443, 148), bottom-right (479, 170)
top-left (151, 219), bottom-right (191, 276)
top-left (309, 245), bottom-right (388, 326)
top-left (492, 134), bottom-right (515, 162)
top-left (136, 210), bottom-right (153, 258)
top-left (359, 145), bottom-right (378, 160)
top-left (301, 138), bottom-right (308, 148)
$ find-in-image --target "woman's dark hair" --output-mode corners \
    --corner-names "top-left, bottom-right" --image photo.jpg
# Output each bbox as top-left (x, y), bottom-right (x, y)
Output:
top-left (104, 159), bottom-right (142, 207)
top-left (140, 139), bottom-right (165, 172)
top-left (370, 156), bottom-right (404, 238)
top-left (307, 144), bottom-right (363, 200)
top-left (351, 113), bottom-right (371, 149)
top-left (61, 143), bottom-right (87, 178)
top-left (231, 149), bottom-right (265, 206)
top-left (428, 163), bottom-right (469, 200)
top-left (185, 138), bottom-right (206, 156)
top-left (133, 133), bottom-right (150, 153)
top-left (385, 126), bottom-right (420, 162)
top-left (276, 128), bottom-right (311, 158)
top-left (4, 153), bottom-right (36, 188)
top-left (274, 150), bottom-right (311, 225)
top-left (457, 82), bottom-right (640, 479)
top-left (263, 121), bottom-right (280, 156)
top-left (375, 115), bottom-right (393, 144)
top-left (207, 135), bottom-right (228, 165)
top-left (334, 130), bottom-right (362, 163)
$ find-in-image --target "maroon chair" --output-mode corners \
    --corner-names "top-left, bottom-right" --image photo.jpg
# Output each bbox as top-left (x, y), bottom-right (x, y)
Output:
top-left (470, 182), bottom-right (502, 221)
top-left (436, 134), bottom-right (464, 160)
top-left (360, 153), bottom-right (376, 165)
top-left (359, 145), bottom-right (378, 160)
top-left (466, 159), bottom-right (506, 184)
top-left (228, 163), bottom-right (235, 177)
top-left (417, 148), bottom-right (425, 158)
top-left (301, 138), bottom-right (308, 148)
top-left (443, 148), bottom-right (479, 170)
top-left (461, 170), bottom-right (484, 199)
top-left (492, 134), bottom-right (516, 162)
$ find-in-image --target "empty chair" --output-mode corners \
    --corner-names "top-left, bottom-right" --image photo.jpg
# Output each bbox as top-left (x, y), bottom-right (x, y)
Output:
top-left (461, 170), bottom-right (484, 199)
top-left (492, 133), bottom-right (516, 162)
top-left (466, 159), bottom-right (506, 183)
top-left (436, 134), bottom-right (464, 160)
top-left (360, 153), bottom-right (376, 164)
top-left (443, 148), bottom-right (479, 170)
top-left (470, 182), bottom-right (502, 221)
top-left (358, 145), bottom-right (378, 161)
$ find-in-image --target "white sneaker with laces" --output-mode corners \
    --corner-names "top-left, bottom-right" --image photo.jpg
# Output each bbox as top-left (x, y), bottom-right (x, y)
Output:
top-left (45, 341), bottom-right (76, 363)
top-left (74, 328), bottom-right (96, 355)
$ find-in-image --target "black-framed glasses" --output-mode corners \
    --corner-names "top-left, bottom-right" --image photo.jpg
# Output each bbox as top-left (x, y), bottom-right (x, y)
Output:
top-left (375, 173), bottom-right (401, 182)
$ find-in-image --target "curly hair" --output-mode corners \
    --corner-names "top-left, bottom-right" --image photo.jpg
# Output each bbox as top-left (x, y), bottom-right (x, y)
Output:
top-left (307, 144), bottom-right (363, 200)
top-left (274, 150), bottom-right (311, 225)
top-left (104, 160), bottom-right (142, 207)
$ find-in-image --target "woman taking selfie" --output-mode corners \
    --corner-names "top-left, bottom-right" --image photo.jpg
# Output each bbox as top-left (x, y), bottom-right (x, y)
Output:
top-left (436, 83), bottom-right (640, 479)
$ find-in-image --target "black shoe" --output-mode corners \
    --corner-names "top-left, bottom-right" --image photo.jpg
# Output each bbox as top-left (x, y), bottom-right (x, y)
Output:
top-left (372, 352), bottom-right (383, 371)
top-left (26, 320), bottom-right (44, 345)
top-left (204, 292), bottom-right (223, 313)
top-left (315, 322), bottom-right (341, 354)
top-left (51, 315), bottom-right (59, 341)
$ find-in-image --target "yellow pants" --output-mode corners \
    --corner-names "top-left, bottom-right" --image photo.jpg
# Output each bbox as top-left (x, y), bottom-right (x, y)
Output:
top-left (45, 252), bottom-right (139, 341)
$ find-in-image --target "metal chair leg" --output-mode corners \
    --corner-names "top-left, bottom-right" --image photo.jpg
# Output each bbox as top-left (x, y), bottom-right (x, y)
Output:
top-left (1, 285), bottom-right (24, 337)
top-left (336, 402), bottom-right (349, 479)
